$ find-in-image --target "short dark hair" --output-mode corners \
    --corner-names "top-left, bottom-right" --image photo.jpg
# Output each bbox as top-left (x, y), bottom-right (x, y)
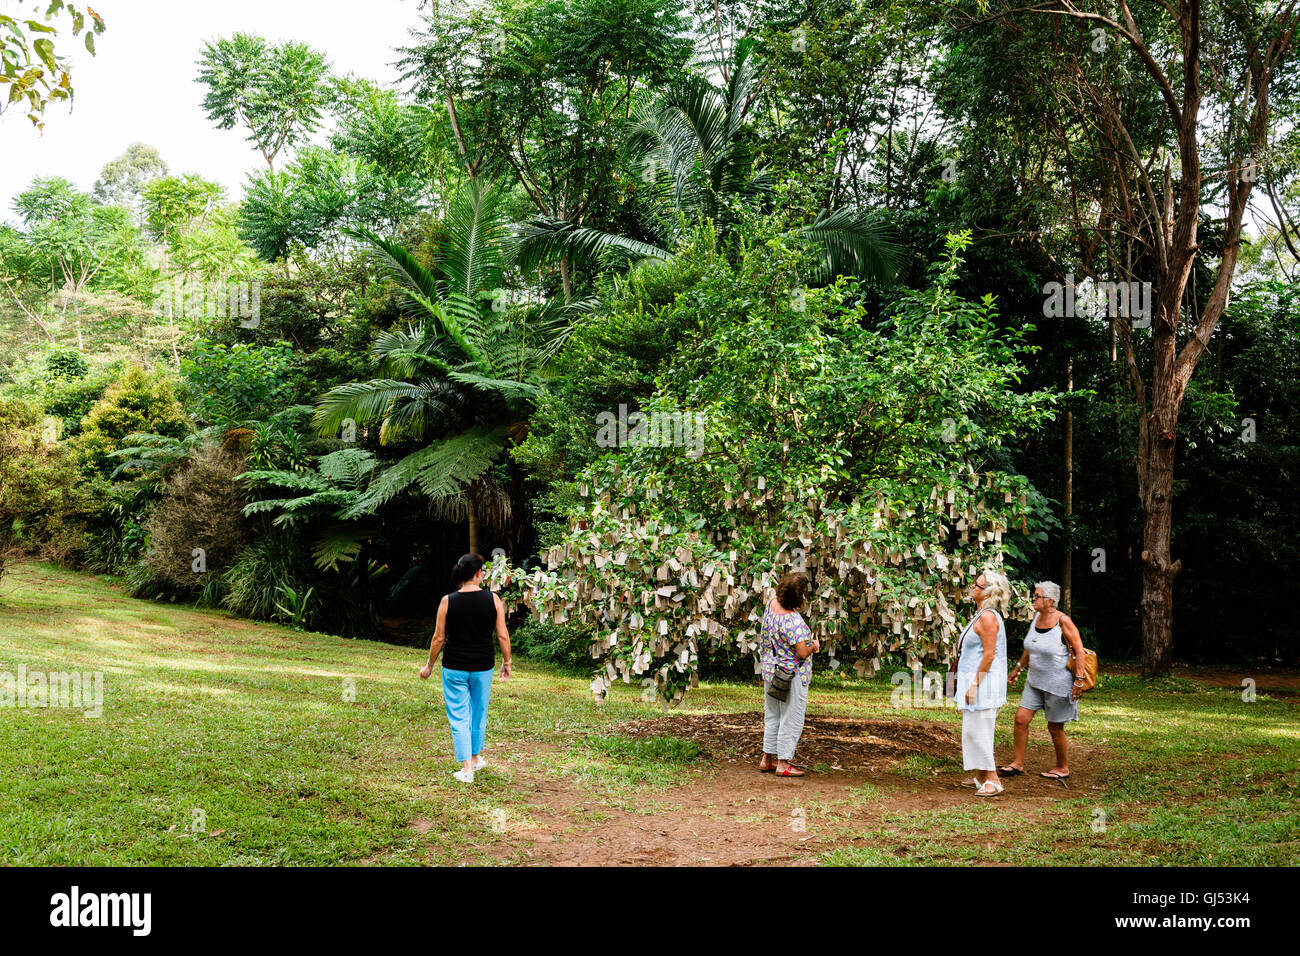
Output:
top-left (775, 572), bottom-right (809, 611)
top-left (452, 553), bottom-right (485, 585)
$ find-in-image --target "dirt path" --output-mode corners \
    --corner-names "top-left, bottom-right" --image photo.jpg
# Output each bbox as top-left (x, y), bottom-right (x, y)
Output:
top-left (465, 714), bottom-right (1111, 866)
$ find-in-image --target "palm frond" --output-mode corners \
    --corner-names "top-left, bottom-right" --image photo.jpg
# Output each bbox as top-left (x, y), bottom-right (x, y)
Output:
top-left (441, 291), bottom-right (495, 368)
top-left (516, 219), bottom-right (670, 272)
top-left (377, 384), bottom-right (464, 443)
top-left (445, 370), bottom-right (544, 403)
top-left (801, 208), bottom-right (903, 285)
top-left (439, 179), bottom-right (515, 300)
top-left (347, 225), bottom-right (487, 367)
top-left (345, 224), bottom-right (440, 313)
top-left (534, 295), bottom-right (599, 365)
top-left (312, 379), bottom-right (448, 440)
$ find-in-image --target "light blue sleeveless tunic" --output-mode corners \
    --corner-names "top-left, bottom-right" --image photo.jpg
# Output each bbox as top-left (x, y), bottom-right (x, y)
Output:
top-left (955, 607), bottom-right (1008, 712)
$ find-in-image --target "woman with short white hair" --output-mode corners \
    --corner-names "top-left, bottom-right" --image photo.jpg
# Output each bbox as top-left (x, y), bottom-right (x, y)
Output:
top-left (999, 580), bottom-right (1087, 782)
top-left (953, 568), bottom-right (1010, 796)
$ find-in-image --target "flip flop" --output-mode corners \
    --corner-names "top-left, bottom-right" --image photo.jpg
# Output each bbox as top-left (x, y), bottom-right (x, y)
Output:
top-left (1040, 771), bottom-right (1070, 780)
top-left (776, 767), bottom-right (805, 777)
top-left (976, 780), bottom-right (1004, 796)
top-left (998, 766), bottom-right (1024, 776)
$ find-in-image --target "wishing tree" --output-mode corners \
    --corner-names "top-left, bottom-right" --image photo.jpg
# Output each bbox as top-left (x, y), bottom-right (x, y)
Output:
top-left (489, 234), bottom-right (1057, 702)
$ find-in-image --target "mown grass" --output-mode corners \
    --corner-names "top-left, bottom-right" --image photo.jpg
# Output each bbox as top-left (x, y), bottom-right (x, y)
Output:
top-left (1, 561), bottom-right (1296, 866)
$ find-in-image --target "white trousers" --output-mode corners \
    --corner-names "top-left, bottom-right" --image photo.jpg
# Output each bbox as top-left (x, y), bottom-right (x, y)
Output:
top-left (763, 675), bottom-right (809, 762)
top-left (961, 707), bottom-right (999, 771)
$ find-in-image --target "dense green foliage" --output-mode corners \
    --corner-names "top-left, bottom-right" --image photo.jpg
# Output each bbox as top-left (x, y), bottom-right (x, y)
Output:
top-left (1, 0), bottom-right (1296, 687)
top-left (496, 231), bottom-right (1058, 699)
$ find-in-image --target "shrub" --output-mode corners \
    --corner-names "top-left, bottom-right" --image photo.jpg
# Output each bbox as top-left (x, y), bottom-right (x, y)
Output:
top-left (510, 619), bottom-right (594, 672)
top-left (495, 231), bottom-right (1059, 703)
top-left (43, 347), bottom-right (89, 381)
top-left (134, 443), bottom-right (248, 601)
top-left (222, 533), bottom-right (320, 625)
top-left (180, 339), bottom-right (296, 426)
top-left (44, 371), bottom-right (113, 438)
top-left (77, 364), bottom-right (190, 476)
top-left (0, 398), bottom-right (93, 584)
top-left (81, 479), bottom-right (154, 574)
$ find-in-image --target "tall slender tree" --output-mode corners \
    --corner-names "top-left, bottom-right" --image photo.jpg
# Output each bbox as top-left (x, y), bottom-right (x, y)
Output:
top-left (948, 0), bottom-right (1300, 674)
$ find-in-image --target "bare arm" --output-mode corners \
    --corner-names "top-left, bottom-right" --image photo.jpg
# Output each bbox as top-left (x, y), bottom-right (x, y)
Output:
top-left (966, 611), bottom-right (998, 703)
top-left (1060, 615), bottom-right (1087, 681)
top-left (494, 593), bottom-right (512, 678)
top-left (1010, 647), bottom-right (1030, 684)
top-left (419, 597), bottom-right (448, 678)
top-left (794, 637), bottom-right (820, 659)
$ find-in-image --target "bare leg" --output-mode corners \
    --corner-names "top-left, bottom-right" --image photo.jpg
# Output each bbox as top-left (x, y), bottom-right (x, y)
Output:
top-left (1006, 706), bottom-right (1034, 770)
top-left (1047, 721), bottom-right (1068, 774)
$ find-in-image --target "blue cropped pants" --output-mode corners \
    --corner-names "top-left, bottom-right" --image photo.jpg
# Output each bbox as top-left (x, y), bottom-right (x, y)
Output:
top-left (441, 667), bottom-right (493, 763)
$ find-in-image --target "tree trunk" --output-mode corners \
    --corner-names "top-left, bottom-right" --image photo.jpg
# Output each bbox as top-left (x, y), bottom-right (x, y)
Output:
top-left (559, 257), bottom-right (572, 305)
top-left (467, 491), bottom-right (480, 556)
top-left (1139, 431), bottom-right (1181, 676)
top-left (1137, 282), bottom-right (1189, 676)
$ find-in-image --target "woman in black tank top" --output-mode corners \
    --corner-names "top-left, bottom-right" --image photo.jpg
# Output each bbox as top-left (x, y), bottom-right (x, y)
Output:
top-left (442, 588), bottom-right (498, 671)
top-left (419, 554), bottom-right (513, 783)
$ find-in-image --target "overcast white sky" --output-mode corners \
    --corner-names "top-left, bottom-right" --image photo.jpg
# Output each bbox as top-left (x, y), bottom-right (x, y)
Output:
top-left (1, 0), bottom-right (427, 221)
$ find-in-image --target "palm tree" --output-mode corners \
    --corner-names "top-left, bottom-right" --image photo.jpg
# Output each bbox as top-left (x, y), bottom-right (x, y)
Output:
top-left (312, 179), bottom-right (549, 553)
top-left (516, 39), bottom-right (902, 287)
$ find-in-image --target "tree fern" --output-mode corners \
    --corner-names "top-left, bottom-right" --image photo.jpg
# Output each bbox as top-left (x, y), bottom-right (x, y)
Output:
top-left (344, 427), bottom-right (507, 518)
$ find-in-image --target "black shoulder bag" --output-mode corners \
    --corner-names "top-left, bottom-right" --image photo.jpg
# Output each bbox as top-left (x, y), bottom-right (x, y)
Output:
top-left (768, 664), bottom-right (796, 702)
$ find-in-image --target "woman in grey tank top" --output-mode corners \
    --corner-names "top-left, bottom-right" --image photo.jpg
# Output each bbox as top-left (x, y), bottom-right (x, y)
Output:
top-left (999, 581), bottom-right (1088, 781)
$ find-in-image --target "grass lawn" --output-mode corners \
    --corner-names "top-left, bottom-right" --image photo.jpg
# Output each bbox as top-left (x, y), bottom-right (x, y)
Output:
top-left (1, 561), bottom-right (1296, 866)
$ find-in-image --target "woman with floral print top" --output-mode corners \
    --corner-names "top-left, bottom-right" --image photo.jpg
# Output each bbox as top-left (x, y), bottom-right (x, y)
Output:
top-left (758, 572), bottom-right (820, 777)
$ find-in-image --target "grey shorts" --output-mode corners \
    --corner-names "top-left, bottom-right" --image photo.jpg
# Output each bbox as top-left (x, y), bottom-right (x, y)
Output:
top-left (1019, 683), bottom-right (1079, 723)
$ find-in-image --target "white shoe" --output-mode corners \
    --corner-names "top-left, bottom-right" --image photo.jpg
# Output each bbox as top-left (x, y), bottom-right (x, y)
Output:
top-left (976, 780), bottom-right (1004, 796)
top-left (453, 768), bottom-right (475, 783)
top-left (472, 756), bottom-right (487, 771)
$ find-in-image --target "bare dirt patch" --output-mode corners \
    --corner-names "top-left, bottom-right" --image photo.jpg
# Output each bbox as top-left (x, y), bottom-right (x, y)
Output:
top-left (444, 717), bottom-right (1114, 866)
top-left (617, 711), bottom-right (958, 772)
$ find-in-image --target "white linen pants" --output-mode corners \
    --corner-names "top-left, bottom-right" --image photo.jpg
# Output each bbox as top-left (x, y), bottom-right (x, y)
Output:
top-left (763, 675), bottom-right (809, 762)
top-left (961, 707), bottom-right (999, 771)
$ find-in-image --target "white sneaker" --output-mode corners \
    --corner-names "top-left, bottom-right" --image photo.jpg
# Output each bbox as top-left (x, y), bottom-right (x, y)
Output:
top-left (453, 768), bottom-right (475, 783)
top-left (472, 756), bottom-right (487, 771)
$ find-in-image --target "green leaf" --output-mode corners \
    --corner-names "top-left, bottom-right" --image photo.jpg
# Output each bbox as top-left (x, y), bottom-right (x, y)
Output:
top-left (32, 37), bottom-right (55, 72)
